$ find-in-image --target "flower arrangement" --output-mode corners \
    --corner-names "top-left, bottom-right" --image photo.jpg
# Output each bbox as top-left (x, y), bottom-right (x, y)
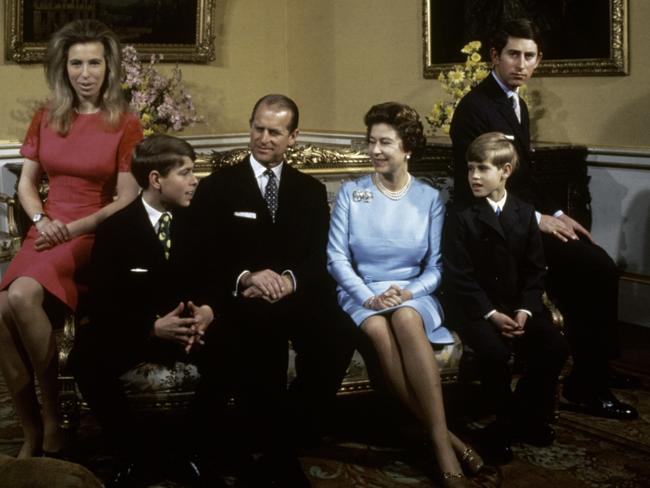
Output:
top-left (121, 45), bottom-right (201, 136)
top-left (427, 41), bottom-right (533, 135)
top-left (426, 41), bottom-right (490, 135)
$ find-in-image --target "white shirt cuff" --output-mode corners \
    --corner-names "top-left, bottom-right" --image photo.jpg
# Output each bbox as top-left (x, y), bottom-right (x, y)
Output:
top-left (282, 270), bottom-right (296, 291)
top-left (484, 309), bottom-right (497, 320)
top-left (514, 309), bottom-right (532, 317)
top-left (233, 270), bottom-right (250, 297)
top-left (552, 210), bottom-right (564, 218)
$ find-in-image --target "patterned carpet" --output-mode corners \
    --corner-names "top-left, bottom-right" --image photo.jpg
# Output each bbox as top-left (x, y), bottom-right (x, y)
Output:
top-left (1, 380), bottom-right (649, 487)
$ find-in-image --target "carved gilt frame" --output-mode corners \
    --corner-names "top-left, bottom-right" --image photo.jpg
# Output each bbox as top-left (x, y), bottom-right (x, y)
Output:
top-left (4, 0), bottom-right (216, 63)
top-left (423, 0), bottom-right (628, 77)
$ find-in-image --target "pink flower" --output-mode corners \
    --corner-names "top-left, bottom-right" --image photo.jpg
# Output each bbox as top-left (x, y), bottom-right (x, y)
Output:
top-left (121, 45), bottom-right (202, 133)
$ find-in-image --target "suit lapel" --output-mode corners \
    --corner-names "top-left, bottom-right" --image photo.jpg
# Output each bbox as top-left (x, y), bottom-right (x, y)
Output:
top-left (483, 75), bottom-right (529, 148)
top-left (132, 198), bottom-right (167, 262)
top-left (237, 157), bottom-right (274, 223)
top-left (276, 163), bottom-right (299, 225)
top-left (498, 196), bottom-right (523, 240)
top-left (475, 199), bottom-right (505, 240)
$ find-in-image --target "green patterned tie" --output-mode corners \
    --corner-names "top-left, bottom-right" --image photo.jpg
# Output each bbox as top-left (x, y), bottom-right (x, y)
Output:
top-left (157, 212), bottom-right (172, 259)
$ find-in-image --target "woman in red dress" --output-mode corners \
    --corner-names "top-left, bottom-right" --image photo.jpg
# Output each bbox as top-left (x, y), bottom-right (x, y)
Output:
top-left (0, 20), bottom-right (142, 458)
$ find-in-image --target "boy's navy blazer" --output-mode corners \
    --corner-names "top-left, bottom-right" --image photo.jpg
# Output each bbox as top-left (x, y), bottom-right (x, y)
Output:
top-left (190, 156), bottom-right (334, 306)
top-left (87, 197), bottom-right (212, 358)
top-left (443, 193), bottom-right (546, 322)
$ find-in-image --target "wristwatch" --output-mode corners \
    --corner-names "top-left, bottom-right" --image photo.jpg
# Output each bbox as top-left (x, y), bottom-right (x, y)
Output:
top-left (32, 212), bottom-right (47, 224)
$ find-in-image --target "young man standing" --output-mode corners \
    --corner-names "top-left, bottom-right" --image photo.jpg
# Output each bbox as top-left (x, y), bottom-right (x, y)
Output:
top-left (450, 19), bottom-right (637, 422)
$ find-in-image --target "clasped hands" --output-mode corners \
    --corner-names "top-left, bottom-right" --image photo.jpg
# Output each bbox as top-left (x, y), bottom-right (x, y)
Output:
top-left (489, 310), bottom-right (528, 338)
top-left (240, 269), bottom-right (294, 303)
top-left (33, 217), bottom-right (71, 251)
top-left (539, 213), bottom-right (594, 243)
top-left (363, 284), bottom-right (413, 311)
top-left (153, 301), bottom-right (214, 354)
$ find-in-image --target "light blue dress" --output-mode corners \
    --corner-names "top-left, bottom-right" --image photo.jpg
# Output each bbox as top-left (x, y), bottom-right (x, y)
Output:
top-left (327, 174), bottom-right (453, 344)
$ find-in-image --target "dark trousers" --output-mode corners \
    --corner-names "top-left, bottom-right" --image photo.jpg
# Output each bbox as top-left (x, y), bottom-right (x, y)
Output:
top-left (456, 314), bottom-right (569, 429)
top-left (543, 235), bottom-right (619, 394)
top-left (195, 293), bottom-right (356, 458)
top-left (69, 327), bottom-right (193, 458)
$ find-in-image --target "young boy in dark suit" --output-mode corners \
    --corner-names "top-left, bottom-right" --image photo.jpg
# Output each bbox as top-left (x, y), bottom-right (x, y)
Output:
top-left (70, 134), bottom-right (221, 487)
top-left (443, 132), bottom-right (568, 465)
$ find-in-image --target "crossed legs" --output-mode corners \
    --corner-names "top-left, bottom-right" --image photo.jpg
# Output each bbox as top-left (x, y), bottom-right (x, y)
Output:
top-left (361, 307), bottom-right (465, 476)
top-left (0, 277), bottom-right (62, 458)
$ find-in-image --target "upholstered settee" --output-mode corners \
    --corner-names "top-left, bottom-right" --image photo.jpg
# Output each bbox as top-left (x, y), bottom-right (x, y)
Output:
top-left (1, 141), bottom-right (578, 432)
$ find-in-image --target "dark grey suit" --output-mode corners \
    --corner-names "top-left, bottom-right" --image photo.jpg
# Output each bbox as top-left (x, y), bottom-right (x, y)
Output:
top-left (190, 157), bottom-right (355, 455)
top-left (443, 194), bottom-right (568, 427)
top-left (450, 73), bottom-right (620, 397)
top-left (70, 197), bottom-right (209, 454)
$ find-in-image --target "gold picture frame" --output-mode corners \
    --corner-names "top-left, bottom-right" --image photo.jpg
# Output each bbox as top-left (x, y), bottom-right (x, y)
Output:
top-left (4, 0), bottom-right (216, 64)
top-left (423, 0), bottom-right (628, 77)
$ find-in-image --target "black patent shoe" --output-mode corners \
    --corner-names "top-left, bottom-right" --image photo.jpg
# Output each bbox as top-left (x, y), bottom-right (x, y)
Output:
top-left (562, 388), bottom-right (638, 420)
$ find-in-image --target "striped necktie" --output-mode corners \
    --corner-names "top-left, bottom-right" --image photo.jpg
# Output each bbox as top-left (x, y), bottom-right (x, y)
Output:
top-left (157, 212), bottom-right (172, 259)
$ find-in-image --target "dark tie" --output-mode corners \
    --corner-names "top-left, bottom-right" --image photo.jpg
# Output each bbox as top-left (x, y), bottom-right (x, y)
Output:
top-left (495, 206), bottom-right (502, 216)
top-left (157, 212), bottom-right (172, 259)
top-left (511, 95), bottom-right (521, 123)
top-left (264, 169), bottom-right (278, 222)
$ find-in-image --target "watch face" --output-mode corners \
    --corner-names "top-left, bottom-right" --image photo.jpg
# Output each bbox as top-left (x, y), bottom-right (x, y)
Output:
top-left (32, 213), bottom-right (43, 223)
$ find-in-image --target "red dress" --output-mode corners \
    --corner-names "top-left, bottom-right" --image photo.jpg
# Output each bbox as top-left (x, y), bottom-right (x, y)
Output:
top-left (0, 109), bottom-right (143, 310)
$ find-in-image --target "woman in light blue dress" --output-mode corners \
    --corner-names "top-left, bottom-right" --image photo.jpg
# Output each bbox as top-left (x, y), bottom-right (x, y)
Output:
top-left (327, 102), bottom-right (482, 486)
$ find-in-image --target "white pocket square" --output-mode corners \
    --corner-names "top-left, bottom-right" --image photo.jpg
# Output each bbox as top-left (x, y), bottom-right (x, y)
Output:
top-left (234, 211), bottom-right (257, 219)
top-left (130, 268), bottom-right (149, 273)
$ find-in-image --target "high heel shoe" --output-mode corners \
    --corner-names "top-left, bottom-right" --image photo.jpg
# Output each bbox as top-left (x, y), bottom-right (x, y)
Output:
top-left (442, 472), bottom-right (472, 487)
top-left (461, 446), bottom-right (484, 475)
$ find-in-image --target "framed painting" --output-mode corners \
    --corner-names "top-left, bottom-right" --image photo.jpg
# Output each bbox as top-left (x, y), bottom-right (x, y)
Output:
top-left (4, 0), bottom-right (216, 63)
top-left (423, 0), bottom-right (628, 77)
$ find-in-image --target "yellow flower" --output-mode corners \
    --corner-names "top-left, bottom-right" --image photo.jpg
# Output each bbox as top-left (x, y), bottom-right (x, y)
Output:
top-left (460, 40), bottom-right (481, 54)
top-left (141, 113), bottom-right (152, 124)
top-left (431, 103), bottom-right (442, 119)
top-left (475, 67), bottom-right (489, 81)
top-left (448, 69), bottom-right (465, 84)
top-left (429, 40), bottom-right (491, 134)
top-left (143, 128), bottom-right (154, 137)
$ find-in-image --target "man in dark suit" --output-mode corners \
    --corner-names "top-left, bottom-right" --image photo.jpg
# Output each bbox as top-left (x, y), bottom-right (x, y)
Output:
top-left (70, 135), bottom-right (220, 487)
top-left (191, 94), bottom-right (355, 487)
top-left (444, 132), bottom-right (569, 464)
top-left (449, 19), bottom-right (638, 420)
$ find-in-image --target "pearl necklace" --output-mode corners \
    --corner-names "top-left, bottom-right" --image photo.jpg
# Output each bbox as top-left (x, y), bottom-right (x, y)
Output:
top-left (373, 173), bottom-right (412, 200)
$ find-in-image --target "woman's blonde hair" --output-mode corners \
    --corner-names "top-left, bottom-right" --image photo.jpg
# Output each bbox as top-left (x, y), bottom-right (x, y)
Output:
top-left (45, 19), bottom-right (126, 135)
top-left (466, 132), bottom-right (519, 171)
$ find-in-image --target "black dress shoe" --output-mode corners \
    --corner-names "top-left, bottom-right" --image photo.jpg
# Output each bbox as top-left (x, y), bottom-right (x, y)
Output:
top-left (562, 388), bottom-right (638, 420)
top-left (512, 422), bottom-right (556, 447)
top-left (608, 370), bottom-right (642, 389)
